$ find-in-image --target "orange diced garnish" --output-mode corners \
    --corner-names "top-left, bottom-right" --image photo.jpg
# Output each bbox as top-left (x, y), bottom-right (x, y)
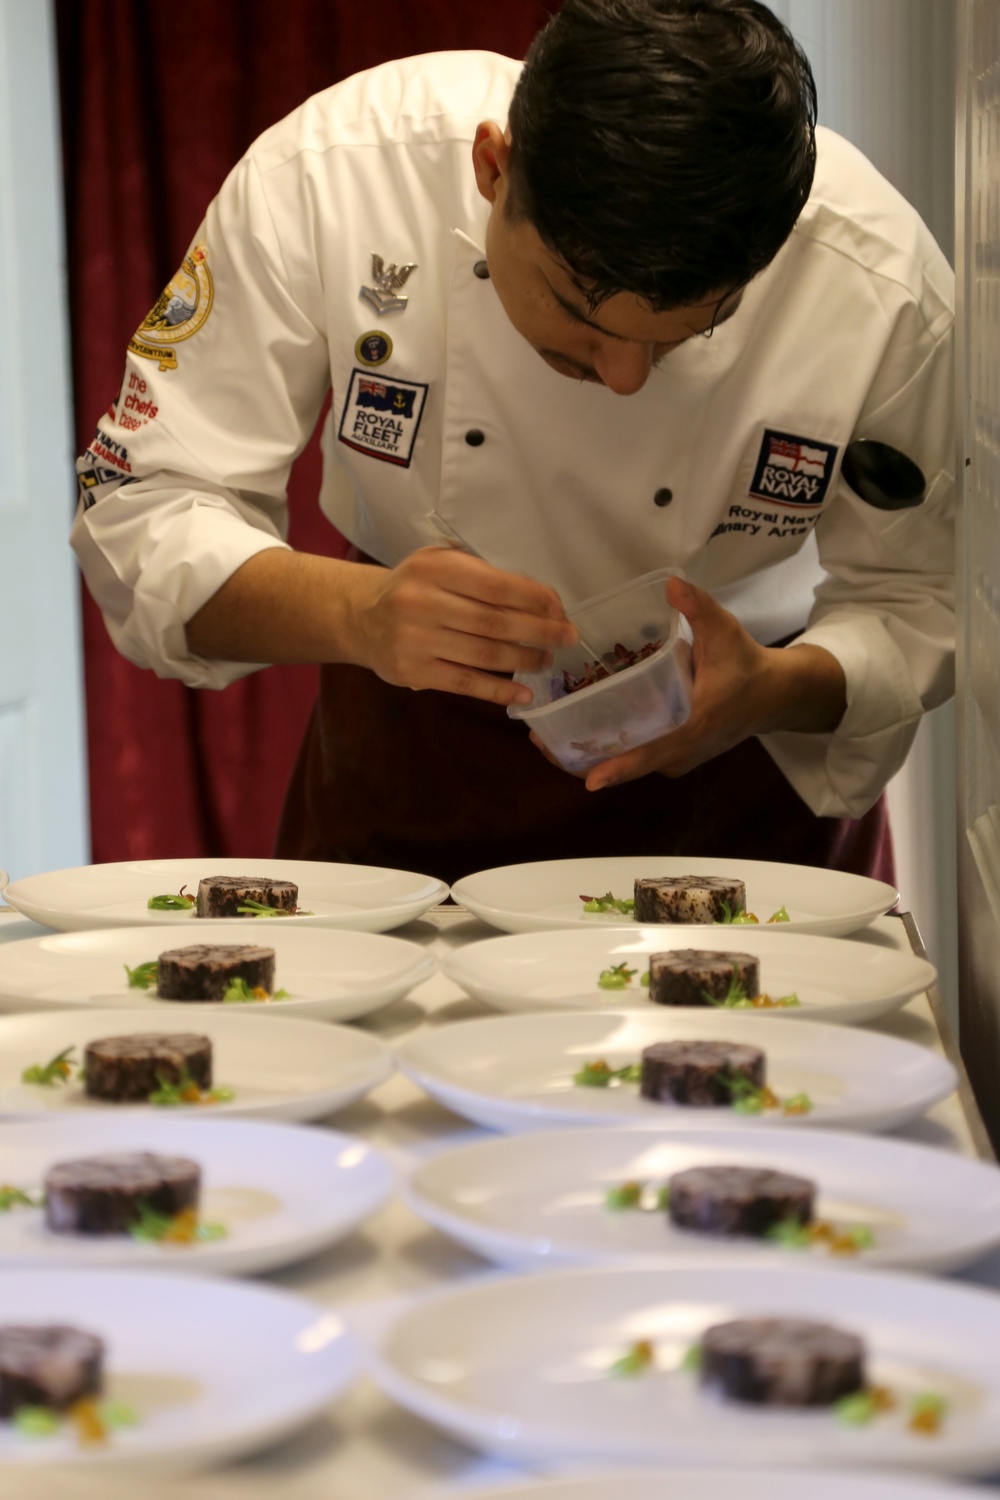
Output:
top-left (69, 1398), bottom-right (107, 1446)
top-left (909, 1408), bottom-right (943, 1434)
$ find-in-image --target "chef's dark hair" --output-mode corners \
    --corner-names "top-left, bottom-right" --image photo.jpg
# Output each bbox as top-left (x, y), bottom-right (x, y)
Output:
top-left (507, 0), bottom-right (817, 311)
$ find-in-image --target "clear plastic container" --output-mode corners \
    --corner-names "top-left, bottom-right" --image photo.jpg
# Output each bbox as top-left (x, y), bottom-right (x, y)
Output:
top-left (507, 568), bottom-right (692, 772)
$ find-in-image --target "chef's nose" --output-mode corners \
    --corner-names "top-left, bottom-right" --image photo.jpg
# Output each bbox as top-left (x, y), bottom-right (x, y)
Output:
top-left (592, 340), bottom-right (654, 395)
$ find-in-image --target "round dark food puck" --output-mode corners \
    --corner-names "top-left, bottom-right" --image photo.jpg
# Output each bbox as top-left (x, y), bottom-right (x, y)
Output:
top-left (634, 876), bottom-right (746, 924)
top-left (701, 1317), bottom-right (865, 1406)
top-left (648, 949), bottom-right (760, 1007)
top-left (0, 1325), bottom-right (104, 1415)
top-left (44, 1151), bottom-right (201, 1236)
top-left (156, 943), bottom-right (276, 1001)
top-left (196, 876), bottom-right (298, 918)
top-left (668, 1164), bottom-right (815, 1237)
top-left (640, 1039), bottom-right (765, 1107)
top-left (84, 1033), bottom-right (212, 1102)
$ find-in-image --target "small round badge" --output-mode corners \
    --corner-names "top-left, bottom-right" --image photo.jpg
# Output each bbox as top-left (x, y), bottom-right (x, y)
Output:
top-left (355, 330), bottom-right (393, 367)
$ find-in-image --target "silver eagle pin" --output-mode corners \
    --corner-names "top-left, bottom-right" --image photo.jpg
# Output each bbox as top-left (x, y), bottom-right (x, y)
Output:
top-left (360, 252), bottom-right (418, 314)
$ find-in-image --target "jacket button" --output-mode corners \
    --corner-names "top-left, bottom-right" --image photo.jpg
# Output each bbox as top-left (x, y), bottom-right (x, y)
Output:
top-left (473, 259), bottom-right (490, 279)
top-left (654, 487), bottom-right (674, 507)
top-left (465, 429), bottom-right (486, 447)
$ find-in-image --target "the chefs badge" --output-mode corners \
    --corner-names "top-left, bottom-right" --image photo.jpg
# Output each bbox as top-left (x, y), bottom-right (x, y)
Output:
top-left (748, 429), bottom-right (839, 509)
top-left (338, 369), bottom-right (428, 468)
top-left (128, 245), bottom-right (214, 371)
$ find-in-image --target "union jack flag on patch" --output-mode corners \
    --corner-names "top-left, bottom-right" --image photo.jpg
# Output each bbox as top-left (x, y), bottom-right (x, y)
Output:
top-left (748, 428), bottom-right (839, 508)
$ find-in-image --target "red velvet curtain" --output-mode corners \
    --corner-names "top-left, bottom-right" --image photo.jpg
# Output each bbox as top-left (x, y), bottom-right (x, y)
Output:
top-left (55, 0), bottom-right (553, 862)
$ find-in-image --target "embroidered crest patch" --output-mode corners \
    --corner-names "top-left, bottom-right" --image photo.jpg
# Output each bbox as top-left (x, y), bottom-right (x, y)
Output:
top-left (748, 429), bottom-right (839, 509)
top-left (129, 244), bottom-right (214, 371)
top-left (338, 369), bottom-right (428, 468)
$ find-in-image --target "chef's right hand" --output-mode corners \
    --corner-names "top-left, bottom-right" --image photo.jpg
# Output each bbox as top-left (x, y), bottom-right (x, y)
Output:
top-left (351, 547), bottom-right (579, 706)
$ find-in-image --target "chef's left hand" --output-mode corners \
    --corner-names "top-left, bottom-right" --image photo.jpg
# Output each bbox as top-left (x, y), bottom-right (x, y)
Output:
top-left (531, 577), bottom-right (847, 792)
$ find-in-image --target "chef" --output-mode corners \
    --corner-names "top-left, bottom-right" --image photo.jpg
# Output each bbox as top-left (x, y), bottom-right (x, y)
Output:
top-left (71, 0), bottom-right (954, 886)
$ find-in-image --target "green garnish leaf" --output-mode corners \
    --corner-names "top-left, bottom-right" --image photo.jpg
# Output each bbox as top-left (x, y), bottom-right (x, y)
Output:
top-left (99, 1400), bottom-right (139, 1430)
top-left (147, 888), bottom-right (195, 911)
top-left (610, 1339), bottom-right (654, 1377)
top-left (223, 976), bottom-right (258, 1002)
top-left (765, 1217), bottom-right (812, 1249)
top-left (575, 1060), bottom-right (613, 1087)
top-left (128, 1203), bottom-right (176, 1241)
top-left (574, 1059), bottom-right (641, 1088)
top-left (640, 972), bottom-right (650, 987)
top-left (680, 1342), bottom-right (702, 1373)
top-left (13, 1406), bottom-right (60, 1437)
top-left (147, 1066), bottom-right (232, 1107)
top-left (849, 1224), bottom-right (876, 1248)
top-left (129, 1201), bottom-right (228, 1244)
top-left (702, 964), bottom-right (750, 1009)
top-left (580, 892), bottom-right (635, 916)
top-left (21, 1047), bottom-right (77, 1087)
top-left (836, 1390), bottom-right (878, 1426)
top-left (911, 1391), bottom-right (948, 1419)
top-left (655, 1184), bottom-right (671, 1211)
top-left (0, 1186), bottom-right (39, 1212)
top-left (775, 993), bottom-right (801, 1008)
top-left (782, 1092), bottom-right (813, 1115)
top-left (234, 898), bottom-right (311, 918)
top-left (605, 1181), bottom-right (643, 1211)
top-left (768, 905), bottom-right (791, 923)
top-left (123, 960), bottom-right (158, 989)
top-left (715, 899), bottom-right (758, 925)
top-left (598, 962), bottom-right (638, 990)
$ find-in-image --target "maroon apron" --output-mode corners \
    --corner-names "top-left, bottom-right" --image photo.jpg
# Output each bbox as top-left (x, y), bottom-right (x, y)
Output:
top-left (274, 661), bottom-right (894, 889)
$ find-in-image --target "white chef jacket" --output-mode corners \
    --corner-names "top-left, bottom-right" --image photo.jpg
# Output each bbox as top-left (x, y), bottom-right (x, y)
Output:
top-left (71, 50), bottom-right (955, 821)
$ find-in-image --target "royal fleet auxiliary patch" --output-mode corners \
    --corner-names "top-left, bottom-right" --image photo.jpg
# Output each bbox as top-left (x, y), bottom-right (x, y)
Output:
top-left (338, 369), bottom-right (428, 468)
top-left (129, 245), bottom-right (214, 371)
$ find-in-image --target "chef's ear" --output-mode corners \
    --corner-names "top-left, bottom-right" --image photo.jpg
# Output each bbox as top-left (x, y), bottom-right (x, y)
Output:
top-left (472, 121), bottom-right (512, 203)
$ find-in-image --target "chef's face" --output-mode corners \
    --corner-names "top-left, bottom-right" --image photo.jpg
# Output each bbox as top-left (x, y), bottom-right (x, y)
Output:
top-left (473, 123), bottom-right (743, 396)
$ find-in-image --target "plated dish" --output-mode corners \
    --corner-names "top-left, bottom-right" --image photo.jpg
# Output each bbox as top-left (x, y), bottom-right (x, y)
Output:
top-left (404, 1125), bottom-right (1000, 1274)
top-left (451, 856), bottom-right (897, 937)
top-left (0, 1268), bottom-right (357, 1469)
top-left (2, 858), bottom-right (448, 935)
top-left (0, 923), bottom-right (435, 1023)
top-left (393, 1009), bottom-right (955, 1135)
top-left (441, 927), bottom-right (934, 1025)
top-left (0, 1008), bottom-right (393, 1124)
top-left (0, 1115), bottom-right (394, 1275)
top-left (371, 1261), bottom-right (1000, 1475)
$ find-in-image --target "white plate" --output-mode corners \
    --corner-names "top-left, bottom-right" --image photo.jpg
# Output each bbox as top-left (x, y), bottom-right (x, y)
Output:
top-left (451, 856), bottom-right (897, 937)
top-left (442, 927), bottom-right (934, 1026)
top-left (372, 1261), bottom-right (1000, 1475)
top-left (394, 1009), bottom-right (955, 1135)
top-left (404, 1125), bottom-right (1000, 1274)
top-left (0, 1268), bottom-right (356, 1469)
top-left (0, 1115), bottom-right (394, 1275)
top-left (0, 923), bottom-right (435, 1022)
top-left (4, 857), bottom-right (447, 934)
top-left (0, 1008), bottom-right (392, 1124)
top-left (453, 1470), bottom-right (982, 1500)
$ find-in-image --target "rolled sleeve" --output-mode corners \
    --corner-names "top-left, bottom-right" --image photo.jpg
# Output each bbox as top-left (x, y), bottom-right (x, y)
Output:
top-left (71, 148), bottom-right (331, 686)
top-left (760, 320), bottom-right (955, 818)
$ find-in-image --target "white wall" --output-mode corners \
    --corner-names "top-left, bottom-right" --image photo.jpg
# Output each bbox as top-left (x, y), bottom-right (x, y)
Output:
top-left (771, 0), bottom-right (959, 1025)
top-left (0, 0), bottom-right (88, 880)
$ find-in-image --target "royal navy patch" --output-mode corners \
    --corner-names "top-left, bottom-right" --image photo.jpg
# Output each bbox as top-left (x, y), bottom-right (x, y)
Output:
top-left (338, 369), bottom-right (428, 468)
top-left (748, 429), bottom-right (839, 509)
